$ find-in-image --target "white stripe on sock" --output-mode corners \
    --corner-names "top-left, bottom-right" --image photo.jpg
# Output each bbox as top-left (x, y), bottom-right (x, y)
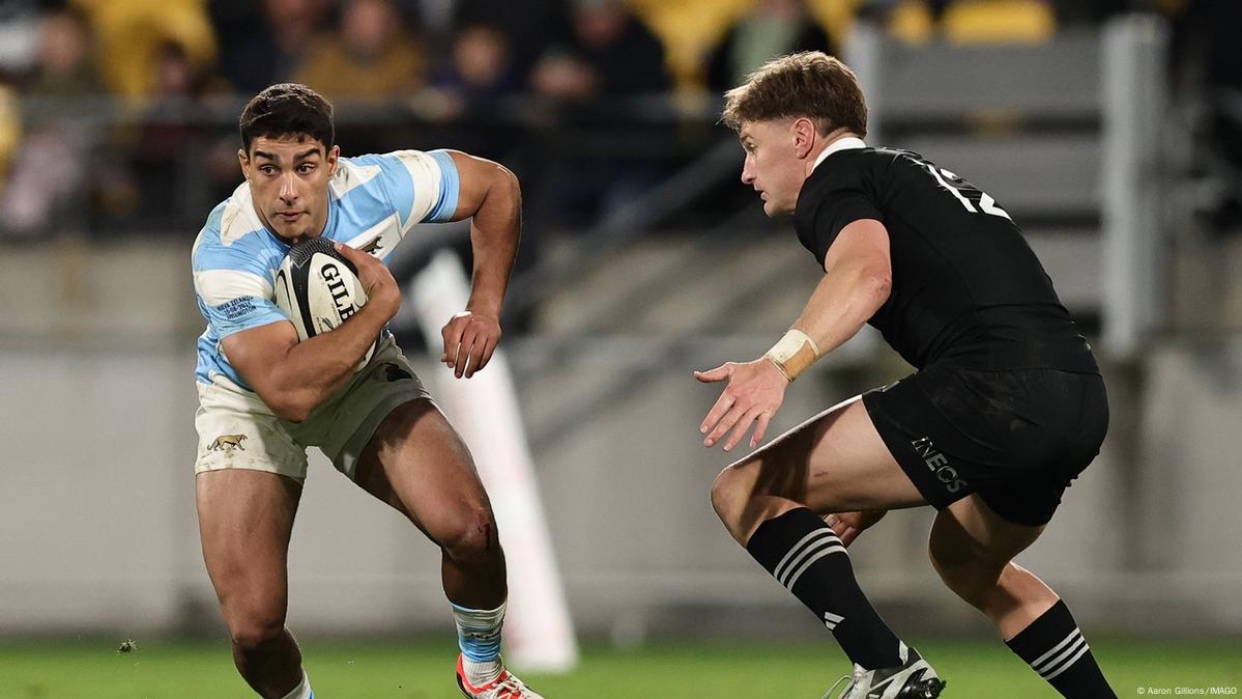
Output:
top-left (773, 529), bottom-right (834, 583)
top-left (775, 532), bottom-right (843, 587)
top-left (1038, 635), bottom-right (1086, 678)
top-left (1042, 641), bottom-right (1091, 682)
top-left (1031, 628), bottom-right (1082, 671)
top-left (778, 536), bottom-right (841, 587)
top-left (782, 544), bottom-right (846, 590)
top-left (1036, 635), bottom-right (1087, 679)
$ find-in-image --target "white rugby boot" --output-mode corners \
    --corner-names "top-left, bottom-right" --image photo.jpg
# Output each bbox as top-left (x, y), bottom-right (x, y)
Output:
top-left (456, 655), bottom-right (546, 699)
top-left (826, 644), bottom-right (946, 699)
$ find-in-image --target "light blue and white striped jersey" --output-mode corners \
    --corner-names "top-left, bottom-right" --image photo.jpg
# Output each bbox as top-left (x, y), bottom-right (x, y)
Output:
top-left (191, 149), bottom-right (460, 390)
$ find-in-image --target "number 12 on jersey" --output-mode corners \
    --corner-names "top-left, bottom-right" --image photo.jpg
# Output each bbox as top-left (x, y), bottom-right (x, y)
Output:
top-left (926, 164), bottom-right (1012, 221)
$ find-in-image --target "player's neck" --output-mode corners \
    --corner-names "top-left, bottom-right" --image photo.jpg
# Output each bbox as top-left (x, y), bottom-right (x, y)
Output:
top-left (807, 129), bottom-right (865, 175)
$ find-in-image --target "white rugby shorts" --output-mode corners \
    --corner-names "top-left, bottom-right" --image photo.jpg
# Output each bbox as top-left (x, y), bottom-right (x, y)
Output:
top-left (194, 336), bottom-right (431, 481)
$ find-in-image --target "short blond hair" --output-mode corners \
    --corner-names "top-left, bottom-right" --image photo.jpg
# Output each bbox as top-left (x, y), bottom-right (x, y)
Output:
top-left (721, 51), bottom-right (867, 138)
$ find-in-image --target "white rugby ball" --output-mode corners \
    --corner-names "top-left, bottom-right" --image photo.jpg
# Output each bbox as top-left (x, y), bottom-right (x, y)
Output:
top-left (273, 237), bottom-right (376, 368)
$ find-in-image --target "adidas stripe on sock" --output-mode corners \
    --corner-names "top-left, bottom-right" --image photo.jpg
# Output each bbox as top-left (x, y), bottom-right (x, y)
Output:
top-left (746, 508), bottom-right (904, 670)
top-left (1006, 599), bottom-right (1117, 698)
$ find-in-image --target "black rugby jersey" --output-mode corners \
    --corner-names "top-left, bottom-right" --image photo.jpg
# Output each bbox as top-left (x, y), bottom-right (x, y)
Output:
top-left (793, 144), bottom-right (1098, 373)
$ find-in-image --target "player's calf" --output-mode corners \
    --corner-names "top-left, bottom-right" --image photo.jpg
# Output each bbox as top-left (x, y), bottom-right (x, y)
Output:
top-left (929, 543), bottom-right (1116, 698)
top-left (275, 670), bottom-right (314, 699)
top-left (927, 549), bottom-right (1006, 614)
top-left (227, 623), bottom-right (307, 699)
top-left (745, 507), bottom-right (908, 671)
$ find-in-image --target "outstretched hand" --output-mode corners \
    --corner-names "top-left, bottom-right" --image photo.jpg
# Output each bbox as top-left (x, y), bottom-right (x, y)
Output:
top-left (441, 310), bottom-right (501, 379)
top-left (825, 510), bottom-right (889, 547)
top-left (694, 358), bottom-right (790, 452)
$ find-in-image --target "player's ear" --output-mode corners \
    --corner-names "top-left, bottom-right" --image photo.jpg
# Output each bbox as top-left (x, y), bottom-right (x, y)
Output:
top-left (792, 118), bottom-right (816, 159)
top-left (238, 149), bottom-right (250, 180)
top-left (327, 145), bottom-right (340, 175)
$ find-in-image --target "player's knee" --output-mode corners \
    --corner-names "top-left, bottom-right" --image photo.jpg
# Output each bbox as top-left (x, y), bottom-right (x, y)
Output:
top-left (710, 467), bottom-right (745, 527)
top-left (711, 465), bottom-right (764, 544)
top-left (227, 609), bottom-right (287, 653)
top-left (437, 506), bottom-right (500, 563)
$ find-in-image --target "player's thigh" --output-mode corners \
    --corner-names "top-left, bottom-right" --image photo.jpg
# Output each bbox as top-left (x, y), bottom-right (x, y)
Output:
top-left (928, 494), bottom-right (1044, 577)
top-left (352, 397), bottom-right (495, 546)
top-left (294, 339), bottom-right (430, 481)
top-left (196, 469), bottom-right (301, 628)
top-left (714, 396), bottom-right (925, 528)
top-left (799, 397), bottom-right (926, 511)
top-left (195, 380), bottom-right (310, 481)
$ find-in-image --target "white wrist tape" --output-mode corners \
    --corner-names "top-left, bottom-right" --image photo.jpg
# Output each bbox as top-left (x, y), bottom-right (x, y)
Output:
top-left (763, 329), bottom-right (821, 381)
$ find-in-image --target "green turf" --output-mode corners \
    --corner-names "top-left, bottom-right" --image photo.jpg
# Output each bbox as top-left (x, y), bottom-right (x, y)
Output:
top-left (1, 637), bottom-right (1239, 698)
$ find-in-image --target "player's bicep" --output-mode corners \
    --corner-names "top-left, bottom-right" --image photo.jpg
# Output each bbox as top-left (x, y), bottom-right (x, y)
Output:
top-left (220, 321), bottom-right (299, 394)
top-left (824, 218), bottom-right (892, 283)
top-left (444, 150), bottom-right (516, 222)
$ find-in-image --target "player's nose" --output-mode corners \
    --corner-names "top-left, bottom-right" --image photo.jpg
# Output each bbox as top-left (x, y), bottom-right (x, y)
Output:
top-left (279, 173), bottom-right (298, 200)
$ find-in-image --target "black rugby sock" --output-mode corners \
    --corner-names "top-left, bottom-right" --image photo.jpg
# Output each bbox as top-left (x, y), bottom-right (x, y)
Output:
top-left (746, 507), bottom-right (903, 669)
top-left (1006, 599), bottom-right (1117, 699)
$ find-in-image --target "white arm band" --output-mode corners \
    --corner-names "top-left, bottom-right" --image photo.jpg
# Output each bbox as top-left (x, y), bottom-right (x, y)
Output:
top-left (763, 329), bottom-right (821, 382)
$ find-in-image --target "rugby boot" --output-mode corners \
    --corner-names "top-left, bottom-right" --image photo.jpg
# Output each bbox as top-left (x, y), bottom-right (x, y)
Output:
top-left (827, 644), bottom-right (945, 699)
top-left (456, 655), bottom-right (546, 699)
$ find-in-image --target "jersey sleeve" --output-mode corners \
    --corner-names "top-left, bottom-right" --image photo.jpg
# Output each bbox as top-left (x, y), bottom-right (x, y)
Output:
top-left (192, 231), bottom-right (288, 340)
top-left (376, 149), bottom-right (462, 234)
top-left (794, 165), bottom-right (884, 267)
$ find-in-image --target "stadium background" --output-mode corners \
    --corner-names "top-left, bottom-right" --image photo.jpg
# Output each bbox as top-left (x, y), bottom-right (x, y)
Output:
top-left (1, 0), bottom-right (1241, 696)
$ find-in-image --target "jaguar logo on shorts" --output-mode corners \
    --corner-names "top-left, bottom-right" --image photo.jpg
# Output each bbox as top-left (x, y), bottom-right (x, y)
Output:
top-left (208, 434), bottom-right (247, 452)
top-left (911, 436), bottom-right (967, 493)
top-left (385, 364), bottom-right (413, 382)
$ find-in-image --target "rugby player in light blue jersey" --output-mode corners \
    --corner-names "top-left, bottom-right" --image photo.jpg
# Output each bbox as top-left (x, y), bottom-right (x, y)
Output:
top-left (191, 83), bottom-right (543, 699)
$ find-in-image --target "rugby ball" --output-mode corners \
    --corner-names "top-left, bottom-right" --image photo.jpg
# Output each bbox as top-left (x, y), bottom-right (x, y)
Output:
top-left (273, 237), bottom-right (376, 368)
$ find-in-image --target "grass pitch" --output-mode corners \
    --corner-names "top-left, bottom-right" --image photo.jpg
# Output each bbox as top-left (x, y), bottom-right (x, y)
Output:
top-left (2, 636), bottom-right (1239, 698)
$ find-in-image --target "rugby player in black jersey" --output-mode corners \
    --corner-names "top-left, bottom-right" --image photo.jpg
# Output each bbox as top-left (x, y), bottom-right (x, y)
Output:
top-left (697, 52), bottom-right (1117, 699)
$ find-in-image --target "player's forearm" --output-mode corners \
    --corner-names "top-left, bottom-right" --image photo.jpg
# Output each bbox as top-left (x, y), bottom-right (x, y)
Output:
top-left (793, 262), bottom-right (891, 358)
top-left (266, 302), bottom-right (394, 421)
top-left (465, 168), bottom-right (521, 317)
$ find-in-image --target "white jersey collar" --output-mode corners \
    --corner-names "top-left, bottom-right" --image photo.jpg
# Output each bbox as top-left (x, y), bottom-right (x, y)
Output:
top-left (811, 136), bottom-right (867, 172)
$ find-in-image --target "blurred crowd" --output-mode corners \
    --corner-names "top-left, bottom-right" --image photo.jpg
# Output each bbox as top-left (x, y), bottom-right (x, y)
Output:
top-left (0, 0), bottom-right (1229, 238)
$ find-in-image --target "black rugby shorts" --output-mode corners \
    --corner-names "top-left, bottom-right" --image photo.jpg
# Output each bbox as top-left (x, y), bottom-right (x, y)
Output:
top-left (861, 363), bottom-right (1109, 526)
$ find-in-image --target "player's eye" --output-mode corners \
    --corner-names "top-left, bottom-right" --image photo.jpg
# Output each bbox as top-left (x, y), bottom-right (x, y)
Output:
top-left (259, 165), bottom-right (277, 175)
top-left (298, 164), bottom-right (316, 174)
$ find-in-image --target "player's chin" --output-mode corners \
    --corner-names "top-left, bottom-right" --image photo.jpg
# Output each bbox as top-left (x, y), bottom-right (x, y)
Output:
top-left (761, 200), bottom-right (788, 217)
top-left (275, 224), bottom-right (310, 243)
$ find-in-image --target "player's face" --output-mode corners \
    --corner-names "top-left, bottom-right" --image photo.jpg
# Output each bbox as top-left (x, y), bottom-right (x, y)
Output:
top-left (738, 119), bottom-right (805, 217)
top-left (239, 136), bottom-right (340, 243)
